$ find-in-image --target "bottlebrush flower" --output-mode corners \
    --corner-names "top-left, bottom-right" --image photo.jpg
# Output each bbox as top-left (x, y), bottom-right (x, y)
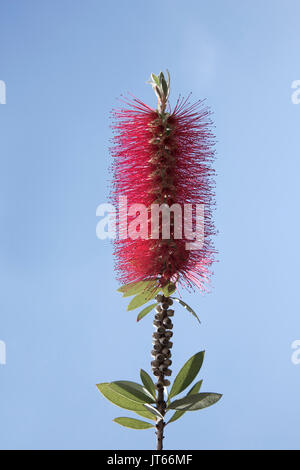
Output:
top-left (110, 72), bottom-right (216, 291)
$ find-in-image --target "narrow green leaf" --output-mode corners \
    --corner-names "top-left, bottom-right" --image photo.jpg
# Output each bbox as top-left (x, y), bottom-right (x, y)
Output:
top-left (169, 392), bottom-right (222, 411)
top-left (158, 71), bottom-right (164, 83)
top-left (117, 279), bottom-right (157, 297)
top-left (169, 351), bottom-right (205, 399)
top-left (143, 404), bottom-right (164, 419)
top-left (166, 69), bottom-right (170, 88)
top-left (161, 76), bottom-right (168, 96)
top-left (113, 417), bottom-right (154, 430)
top-left (97, 383), bottom-right (150, 412)
top-left (151, 74), bottom-right (160, 87)
top-left (110, 381), bottom-right (155, 403)
top-left (172, 297), bottom-right (201, 324)
top-left (135, 409), bottom-right (156, 421)
top-left (154, 85), bottom-right (162, 100)
top-left (140, 369), bottom-right (156, 400)
top-left (137, 303), bottom-right (156, 322)
top-left (167, 380), bottom-right (203, 424)
top-left (127, 287), bottom-right (161, 311)
top-left (163, 283), bottom-right (177, 297)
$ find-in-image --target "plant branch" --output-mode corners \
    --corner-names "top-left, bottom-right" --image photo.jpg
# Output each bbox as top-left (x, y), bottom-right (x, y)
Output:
top-left (152, 294), bottom-right (174, 450)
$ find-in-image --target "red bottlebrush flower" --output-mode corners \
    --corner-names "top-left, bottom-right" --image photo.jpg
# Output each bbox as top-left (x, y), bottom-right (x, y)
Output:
top-left (111, 73), bottom-right (216, 291)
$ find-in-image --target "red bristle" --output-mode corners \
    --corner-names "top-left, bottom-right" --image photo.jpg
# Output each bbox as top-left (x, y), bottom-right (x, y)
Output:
top-left (110, 94), bottom-right (216, 291)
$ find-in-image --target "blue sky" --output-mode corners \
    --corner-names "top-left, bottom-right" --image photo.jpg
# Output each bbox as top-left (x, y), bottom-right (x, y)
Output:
top-left (1, 0), bottom-right (300, 450)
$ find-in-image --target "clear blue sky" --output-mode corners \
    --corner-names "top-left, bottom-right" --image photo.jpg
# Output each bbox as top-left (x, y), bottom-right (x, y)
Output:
top-left (1, 0), bottom-right (300, 450)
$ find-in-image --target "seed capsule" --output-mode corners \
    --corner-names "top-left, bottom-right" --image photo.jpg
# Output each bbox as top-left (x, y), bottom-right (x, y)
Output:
top-left (163, 359), bottom-right (172, 367)
top-left (151, 360), bottom-right (160, 367)
top-left (165, 330), bottom-right (173, 338)
top-left (167, 309), bottom-right (174, 317)
top-left (153, 320), bottom-right (162, 327)
top-left (162, 302), bottom-right (169, 310)
top-left (159, 337), bottom-right (169, 346)
top-left (151, 349), bottom-right (160, 357)
top-left (153, 343), bottom-right (162, 351)
top-left (155, 305), bottom-right (163, 313)
top-left (163, 318), bottom-right (173, 328)
top-left (157, 326), bottom-right (165, 334)
top-left (161, 347), bottom-right (170, 355)
top-left (164, 368), bottom-right (172, 376)
top-left (155, 294), bottom-right (163, 303)
top-left (156, 353), bottom-right (164, 362)
top-left (167, 298), bottom-right (173, 306)
top-left (163, 379), bottom-right (171, 386)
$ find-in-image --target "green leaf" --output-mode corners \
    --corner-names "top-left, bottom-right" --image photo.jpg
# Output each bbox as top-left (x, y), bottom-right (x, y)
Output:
top-left (161, 76), bottom-right (168, 96)
top-left (134, 409), bottom-right (156, 421)
top-left (158, 71), bottom-right (164, 84)
top-left (166, 69), bottom-right (170, 88)
top-left (154, 85), bottom-right (162, 100)
top-left (127, 287), bottom-right (161, 311)
top-left (172, 297), bottom-right (201, 324)
top-left (113, 417), bottom-right (154, 430)
top-left (97, 383), bottom-right (151, 412)
top-left (109, 381), bottom-right (155, 404)
top-left (140, 369), bottom-right (156, 400)
top-left (151, 73), bottom-right (160, 87)
top-left (163, 283), bottom-right (177, 297)
top-left (167, 380), bottom-right (203, 424)
top-left (143, 404), bottom-right (164, 419)
top-left (117, 279), bottom-right (157, 297)
top-left (169, 351), bottom-right (205, 399)
top-left (169, 393), bottom-right (222, 411)
top-left (137, 303), bottom-right (156, 322)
